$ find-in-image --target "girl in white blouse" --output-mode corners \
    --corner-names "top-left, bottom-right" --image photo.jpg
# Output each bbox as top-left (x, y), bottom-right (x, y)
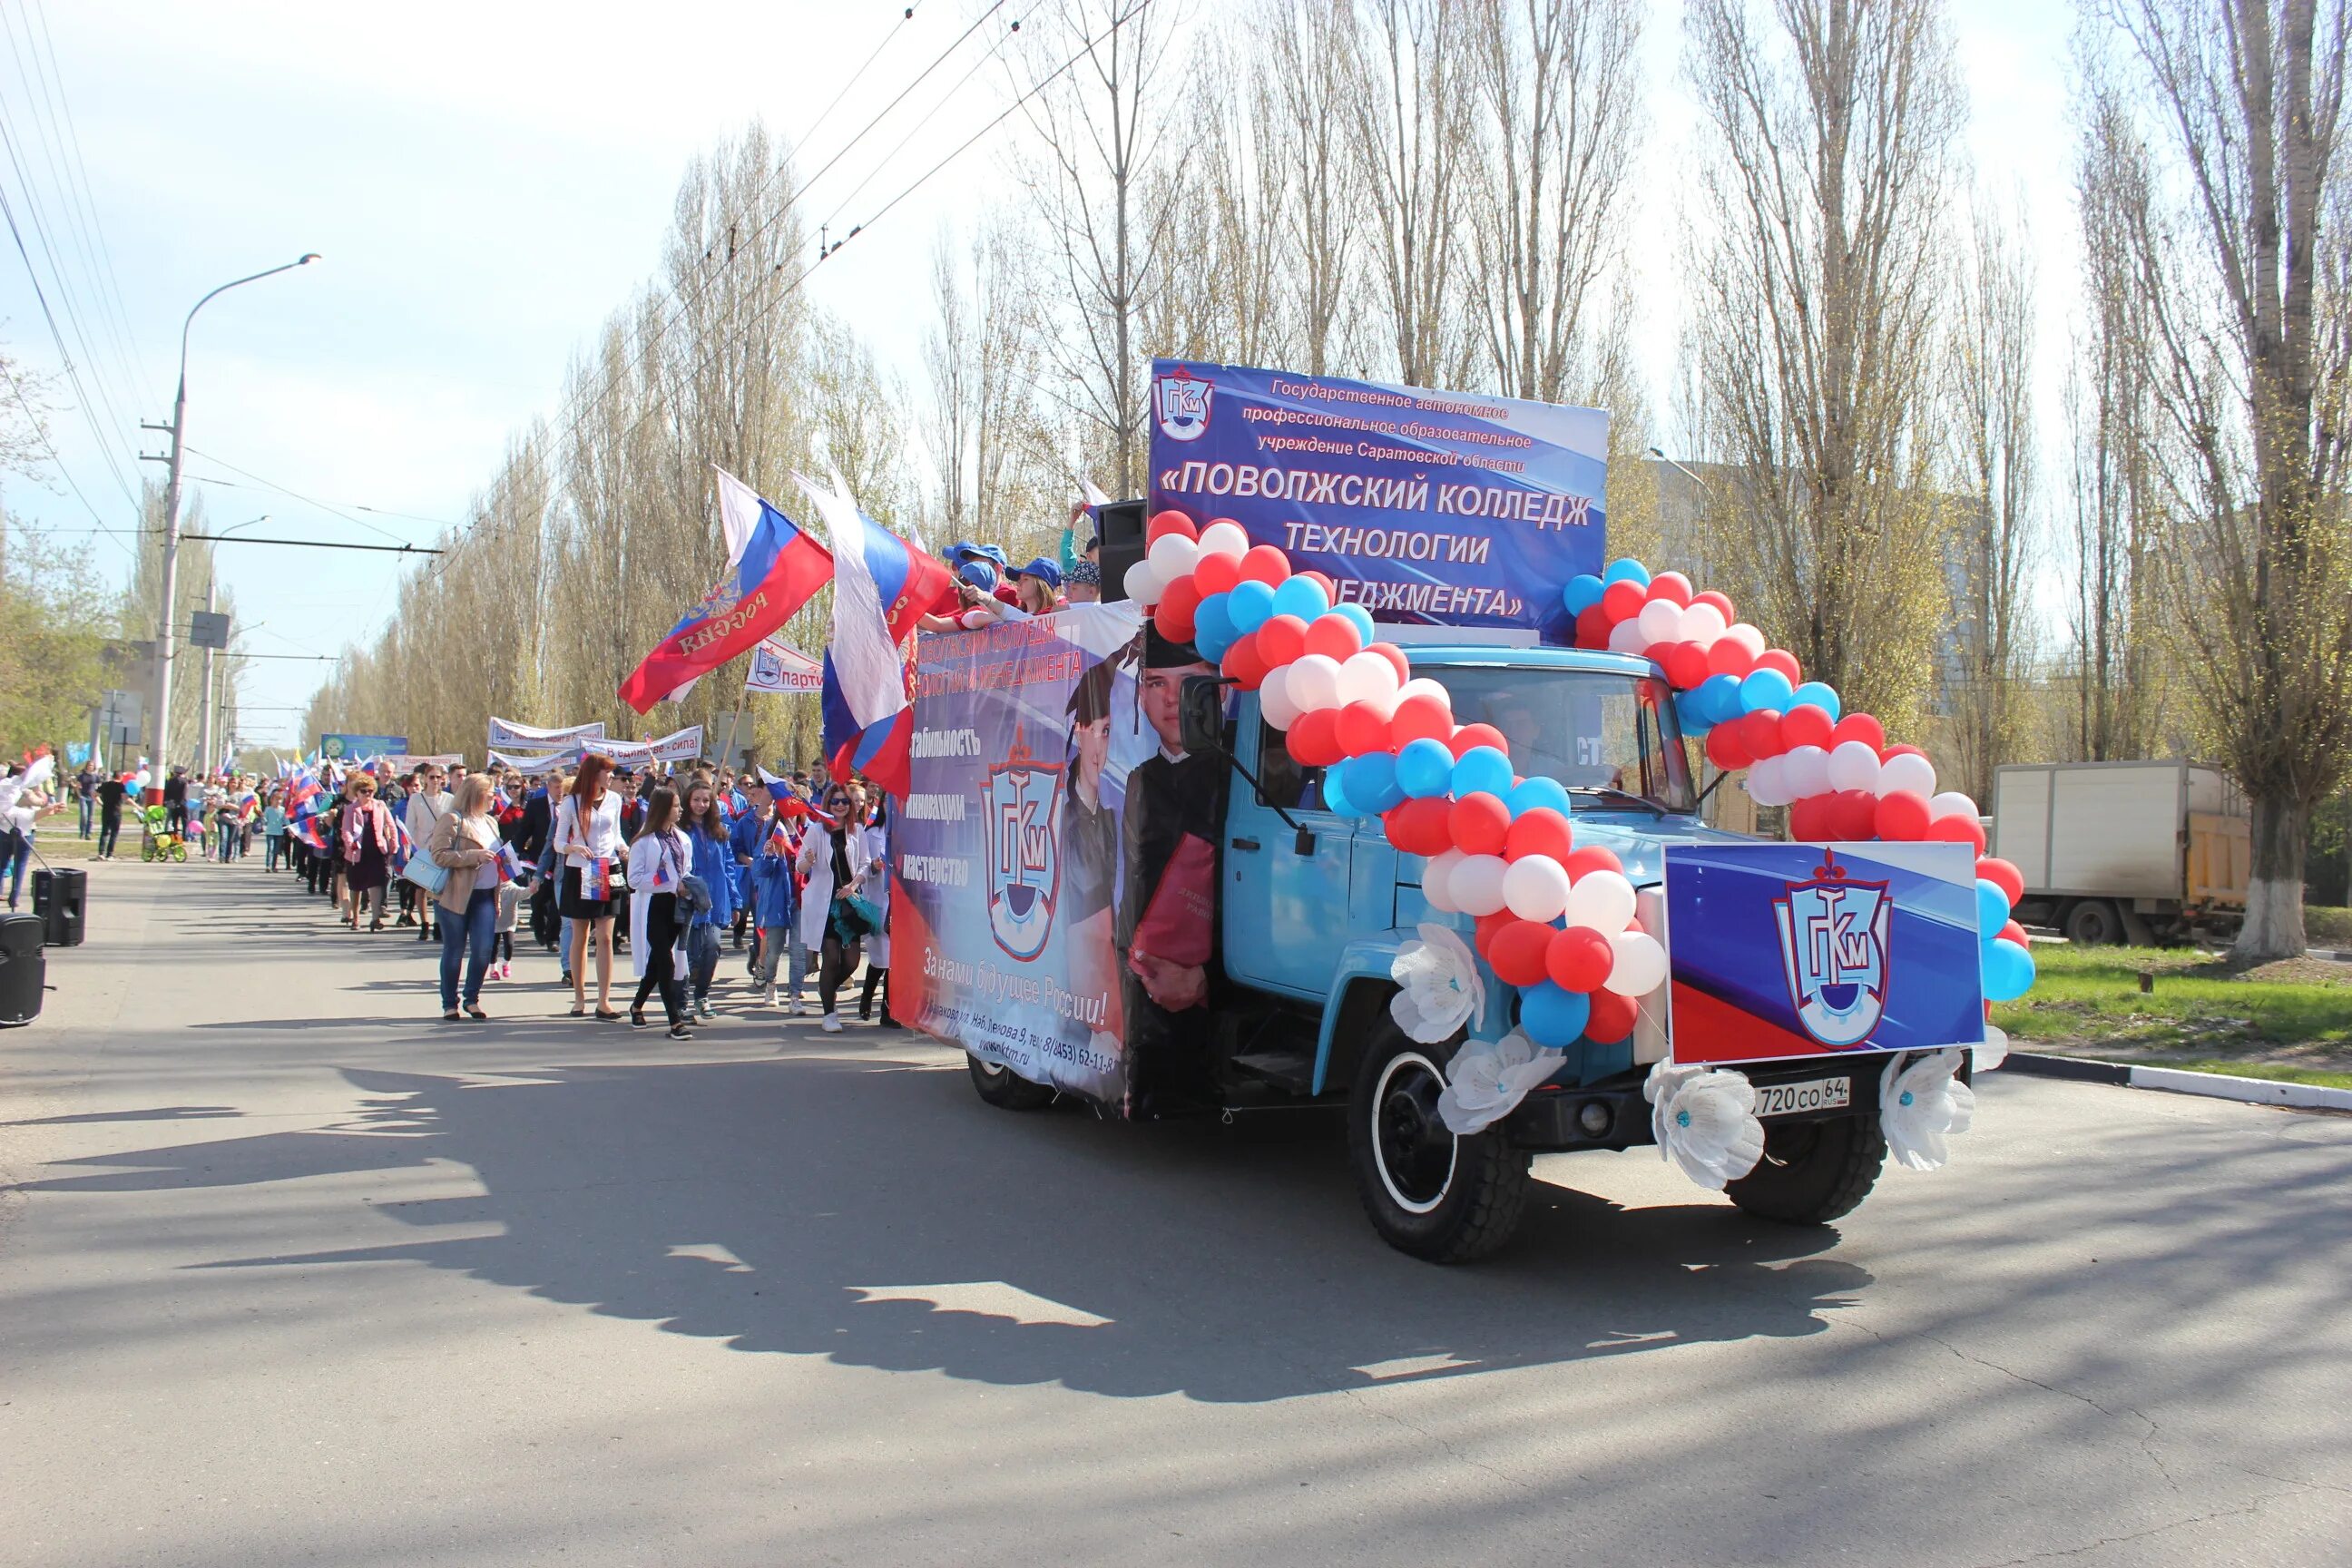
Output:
top-left (551, 751), bottom-right (626, 1018)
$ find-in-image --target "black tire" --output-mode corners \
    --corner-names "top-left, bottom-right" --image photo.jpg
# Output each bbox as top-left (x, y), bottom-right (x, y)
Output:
top-left (2063, 898), bottom-right (2122, 946)
top-left (966, 1052), bottom-right (1055, 1111)
top-left (1347, 1023), bottom-right (1531, 1263)
top-left (1725, 1112), bottom-right (1885, 1225)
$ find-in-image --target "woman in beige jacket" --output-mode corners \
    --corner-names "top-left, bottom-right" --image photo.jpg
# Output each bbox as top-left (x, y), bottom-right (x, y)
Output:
top-left (426, 774), bottom-right (505, 1020)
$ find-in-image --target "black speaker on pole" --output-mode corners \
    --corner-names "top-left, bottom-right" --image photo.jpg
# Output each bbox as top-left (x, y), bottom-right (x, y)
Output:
top-left (1096, 498), bottom-right (1146, 603)
top-left (34, 867), bottom-right (85, 947)
top-left (0, 912), bottom-right (44, 1026)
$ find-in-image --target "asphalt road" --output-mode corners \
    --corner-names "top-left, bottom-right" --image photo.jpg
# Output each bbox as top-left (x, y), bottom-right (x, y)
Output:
top-left (2, 858), bottom-right (2347, 1567)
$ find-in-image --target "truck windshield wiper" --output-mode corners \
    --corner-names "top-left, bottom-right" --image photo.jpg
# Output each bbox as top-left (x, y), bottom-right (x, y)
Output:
top-left (1565, 786), bottom-right (1670, 817)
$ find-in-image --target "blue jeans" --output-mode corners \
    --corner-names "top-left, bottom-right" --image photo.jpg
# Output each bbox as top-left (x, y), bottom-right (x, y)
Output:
top-left (688, 922), bottom-right (721, 1005)
top-left (77, 798), bottom-right (93, 838)
top-left (437, 888), bottom-right (497, 1010)
top-left (0, 829), bottom-right (27, 907)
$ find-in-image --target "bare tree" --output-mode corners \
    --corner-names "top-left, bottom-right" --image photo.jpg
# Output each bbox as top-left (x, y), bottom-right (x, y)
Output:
top-left (1259, 0), bottom-right (1367, 376)
top-left (1352, 0), bottom-right (1480, 385)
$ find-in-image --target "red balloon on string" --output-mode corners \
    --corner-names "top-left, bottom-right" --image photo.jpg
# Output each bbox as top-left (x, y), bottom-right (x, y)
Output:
top-left (1739, 708), bottom-right (1785, 760)
top-left (1563, 844), bottom-right (1624, 882)
top-left (1388, 692), bottom-right (1453, 748)
top-left (1382, 798), bottom-right (1455, 858)
top-left (1239, 544), bottom-right (1291, 586)
top-left (1976, 857), bottom-right (2024, 905)
top-left (1256, 613), bottom-right (1309, 668)
top-left (1302, 613), bottom-right (1364, 663)
top-left (1193, 551), bottom-right (1242, 596)
top-left (1575, 605), bottom-right (1613, 648)
top-left (1788, 795), bottom-right (1830, 841)
top-left (1288, 707), bottom-right (1345, 767)
top-left (1449, 793), bottom-right (1512, 857)
top-left (1660, 641), bottom-right (1710, 690)
top-left (1829, 713), bottom-right (1886, 753)
top-left (1487, 920), bottom-right (1556, 987)
top-left (1780, 705), bottom-right (1835, 750)
top-left (1875, 789), bottom-right (1932, 840)
top-left (1544, 926), bottom-right (1614, 992)
top-left (1692, 589), bottom-right (1737, 621)
top-left (1156, 578), bottom-right (1202, 642)
top-left (1705, 727), bottom-right (1753, 771)
top-left (1751, 648), bottom-right (1801, 682)
top-left (1601, 580), bottom-right (1648, 622)
top-left (1337, 701), bottom-right (1392, 757)
top-left (1646, 571), bottom-right (1694, 607)
top-left (1585, 988), bottom-right (1639, 1044)
top-left (1222, 630), bottom-right (1267, 690)
top-left (1504, 807), bottom-right (1574, 863)
top-left (1450, 722), bottom-right (1508, 759)
top-left (1705, 638), bottom-right (1756, 680)
top-left (1368, 642), bottom-right (1410, 684)
top-left (1926, 813), bottom-right (1986, 854)
top-left (1146, 510), bottom-right (1197, 545)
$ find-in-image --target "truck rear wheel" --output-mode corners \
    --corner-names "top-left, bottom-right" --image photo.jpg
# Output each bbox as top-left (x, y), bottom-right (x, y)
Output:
top-left (1724, 1112), bottom-right (1885, 1225)
top-left (966, 1052), bottom-right (1054, 1111)
top-left (1348, 1025), bottom-right (1530, 1263)
top-left (2063, 898), bottom-right (2122, 946)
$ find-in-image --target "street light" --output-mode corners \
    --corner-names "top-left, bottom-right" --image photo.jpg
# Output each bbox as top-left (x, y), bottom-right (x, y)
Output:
top-left (146, 254), bottom-right (319, 787)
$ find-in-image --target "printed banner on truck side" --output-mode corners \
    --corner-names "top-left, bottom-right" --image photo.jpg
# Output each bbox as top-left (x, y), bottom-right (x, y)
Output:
top-left (1146, 358), bottom-right (1608, 641)
top-left (891, 602), bottom-right (1228, 1117)
top-left (1662, 841), bottom-right (1985, 1065)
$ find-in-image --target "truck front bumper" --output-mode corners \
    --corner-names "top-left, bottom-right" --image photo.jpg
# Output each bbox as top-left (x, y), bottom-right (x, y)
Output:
top-left (1508, 1054), bottom-right (1924, 1153)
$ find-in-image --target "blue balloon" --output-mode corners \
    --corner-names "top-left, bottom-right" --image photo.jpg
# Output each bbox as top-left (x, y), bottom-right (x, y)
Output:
top-left (1318, 764), bottom-right (1355, 818)
top-left (1696, 673), bottom-right (1746, 725)
top-left (1330, 602), bottom-right (1376, 645)
top-left (1345, 750), bottom-right (1405, 813)
top-left (1451, 744), bottom-right (1514, 800)
top-left (1269, 574), bottom-right (1331, 622)
top-left (1739, 667), bottom-right (1795, 714)
top-left (1396, 738), bottom-right (1457, 799)
top-left (1227, 578), bottom-right (1276, 634)
top-left (1518, 982), bottom-right (1592, 1050)
top-left (1602, 557), bottom-right (1651, 588)
top-left (1789, 681), bottom-right (1841, 720)
top-left (1975, 877), bottom-right (2011, 938)
top-left (1509, 775), bottom-right (1572, 818)
top-left (1674, 691), bottom-right (1711, 740)
top-left (1192, 592), bottom-right (1236, 653)
top-left (1982, 936), bottom-right (2036, 1002)
top-left (1195, 626), bottom-right (1235, 664)
top-left (1563, 573), bottom-right (1606, 614)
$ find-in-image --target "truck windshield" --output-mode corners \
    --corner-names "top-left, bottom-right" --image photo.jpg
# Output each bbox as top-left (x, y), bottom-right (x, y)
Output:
top-left (1431, 666), bottom-right (1696, 813)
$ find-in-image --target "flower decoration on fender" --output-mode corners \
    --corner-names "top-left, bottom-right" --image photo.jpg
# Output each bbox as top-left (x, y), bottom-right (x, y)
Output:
top-left (1437, 1031), bottom-right (1563, 1136)
top-left (1975, 1024), bottom-right (2011, 1076)
top-left (1389, 923), bottom-right (1485, 1044)
top-left (1643, 1061), bottom-right (1767, 1188)
top-left (1879, 1049), bottom-right (1977, 1171)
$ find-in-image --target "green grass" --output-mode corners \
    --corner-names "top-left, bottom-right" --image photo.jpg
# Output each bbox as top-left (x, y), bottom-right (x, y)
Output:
top-left (2165, 1060), bottom-right (2352, 1091)
top-left (1991, 944), bottom-right (2352, 1057)
top-left (2310, 906), bottom-right (2352, 946)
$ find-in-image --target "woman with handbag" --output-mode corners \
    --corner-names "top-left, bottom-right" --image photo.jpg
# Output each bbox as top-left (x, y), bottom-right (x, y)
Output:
top-left (338, 774), bottom-right (398, 932)
top-left (681, 776), bottom-right (740, 1020)
top-left (551, 751), bottom-right (625, 1019)
top-left (425, 774), bottom-right (504, 1021)
top-left (796, 782), bottom-right (884, 1034)
top-left (625, 786), bottom-right (694, 1040)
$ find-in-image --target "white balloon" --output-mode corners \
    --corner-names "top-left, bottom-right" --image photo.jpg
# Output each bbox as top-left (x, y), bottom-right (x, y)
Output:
top-left (1196, 520), bottom-right (1250, 560)
top-left (1747, 754), bottom-right (1790, 807)
top-left (1637, 598), bottom-right (1684, 645)
top-left (1338, 650), bottom-right (1403, 708)
top-left (1678, 601), bottom-right (1729, 646)
top-left (1422, 848), bottom-right (1466, 913)
top-left (1879, 750), bottom-right (1937, 799)
top-left (1607, 618), bottom-right (1648, 653)
top-left (1122, 561), bottom-right (1164, 606)
top-left (1724, 622), bottom-right (1767, 657)
top-left (1502, 854), bottom-right (1573, 923)
top-left (1928, 789), bottom-right (1979, 822)
top-left (1783, 744), bottom-right (1831, 799)
top-left (1396, 677), bottom-right (1452, 713)
top-left (1604, 930), bottom-right (1668, 996)
top-left (1827, 740), bottom-right (1883, 793)
top-left (1563, 868), bottom-right (1636, 935)
top-left (1286, 652), bottom-right (1344, 713)
top-left (1146, 533), bottom-right (1200, 582)
top-left (1258, 662), bottom-right (1300, 730)
top-left (1448, 854), bottom-right (1510, 917)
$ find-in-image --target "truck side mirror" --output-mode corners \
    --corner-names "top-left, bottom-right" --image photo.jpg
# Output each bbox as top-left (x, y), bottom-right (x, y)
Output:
top-left (1179, 675), bottom-right (1227, 756)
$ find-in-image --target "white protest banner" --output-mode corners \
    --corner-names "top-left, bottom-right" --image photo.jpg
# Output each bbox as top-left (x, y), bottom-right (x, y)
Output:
top-left (486, 717), bottom-right (608, 750)
top-left (382, 754), bottom-right (466, 773)
top-left (650, 725), bottom-right (705, 762)
top-left (485, 748), bottom-right (574, 771)
top-left (746, 638), bottom-right (824, 694)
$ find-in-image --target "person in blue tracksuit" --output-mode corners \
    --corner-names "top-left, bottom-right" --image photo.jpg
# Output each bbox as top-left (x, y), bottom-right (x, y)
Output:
top-left (746, 806), bottom-right (802, 1013)
top-left (682, 776), bottom-right (740, 1019)
top-left (728, 788), bottom-right (772, 965)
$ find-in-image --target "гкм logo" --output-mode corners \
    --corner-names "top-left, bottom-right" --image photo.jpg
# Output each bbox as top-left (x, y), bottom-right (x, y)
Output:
top-left (981, 727), bottom-right (1063, 961)
top-left (1154, 364), bottom-right (1213, 443)
top-left (1771, 849), bottom-right (1891, 1048)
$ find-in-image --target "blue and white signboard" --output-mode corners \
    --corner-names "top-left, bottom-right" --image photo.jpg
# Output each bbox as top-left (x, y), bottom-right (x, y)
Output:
top-left (1147, 359), bottom-right (1608, 641)
top-left (1663, 841), bottom-right (1985, 1066)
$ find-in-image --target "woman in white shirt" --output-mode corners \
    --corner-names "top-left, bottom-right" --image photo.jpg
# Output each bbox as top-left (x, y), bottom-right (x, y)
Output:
top-left (551, 750), bottom-right (626, 1019)
top-left (625, 786), bottom-right (695, 1041)
top-left (796, 780), bottom-right (885, 1033)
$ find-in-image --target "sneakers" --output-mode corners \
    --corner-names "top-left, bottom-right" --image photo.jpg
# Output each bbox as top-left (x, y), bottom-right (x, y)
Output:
top-left (697, 1000), bottom-right (715, 1020)
top-left (787, 997), bottom-right (805, 1017)
top-left (762, 984), bottom-right (778, 1007)
top-left (819, 1012), bottom-right (843, 1034)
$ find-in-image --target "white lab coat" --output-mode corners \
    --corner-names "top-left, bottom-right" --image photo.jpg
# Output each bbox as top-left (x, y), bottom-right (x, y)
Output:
top-left (796, 821), bottom-right (884, 951)
top-left (626, 827), bottom-right (691, 982)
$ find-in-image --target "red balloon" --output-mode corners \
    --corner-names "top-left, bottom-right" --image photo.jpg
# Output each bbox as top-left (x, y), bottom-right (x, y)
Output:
top-left (1692, 589), bottom-right (1737, 621)
top-left (1449, 792), bottom-right (1512, 857)
top-left (1193, 551), bottom-right (1242, 596)
top-left (1146, 509), bottom-right (1197, 545)
top-left (1450, 723), bottom-right (1508, 759)
top-left (1780, 704), bottom-right (1835, 750)
top-left (1337, 701), bottom-right (1393, 757)
top-left (1831, 789), bottom-right (1880, 840)
top-left (1705, 727), bottom-right (1753, 771)
top-left (1239, 544), bottom-right (1290, 586)
top-left (1256, 613), bottom-right (1308, 668)
top-left (1488, 919), bottom-right (1556, 987)
top-left (1563, 845), bottom-right (1624, 882)
top-left (1156, 578), bottom-right (1202, 642)
top-left (1660, 641), bottom-right (1710, 690)
top-left (1382, 797), bottom-right (1455, 858)
top-left (1585, 988), bottom-right (1638, 1044)
top-left (1544, 926), bottom-right (1614, 992)
top-left (1926, 813), bottom-right (1987, 854)
top-left (1788, 795), bottom-right (1830, 841)
top-left (1646, 571), bottom-right (1694, 607)
top-left (1705, 638), bottom-right (1756, 680)
top-left (1302, 613), bottom-right (1364, 663)
top-left (1829, 713), bottom-right (1886, 753)
top-left (1288, 707), bottom-right (1345, 767)
top-left (1388, 693), bottom-right (1453, 748)
top-left (1504, 807), bottom-right (1574, 864)
top-left (1222, 630), bottom-right (1267, 690)
top-left (1739, 708), bottom-right (1785, 760)
top-left (1368, 642), bottom-right (1411, 684)
top-left (1297, 570), bottom-right (1336, 600)
top-left (1752, 648), bottom-right (1801, 682)
top-left (1999, 918), bottom-right (2030, 948)
top-left (1879, 742), bottom-right (1928, 762)
top-left (1875, 789), bottom-right (1932, 840)
top-left (1575, 605), bottom-right (1613, 648)
top-left (1472, 908), bottom-right (1517, 956)
top-left (1601, 580), bottom-right (1648, 622)
top-left (1976, 857), bottom-right (2025, 906)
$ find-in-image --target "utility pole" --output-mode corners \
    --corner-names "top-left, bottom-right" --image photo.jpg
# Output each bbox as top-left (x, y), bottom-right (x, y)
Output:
top-left (199, 575), bottom-right (217, 774)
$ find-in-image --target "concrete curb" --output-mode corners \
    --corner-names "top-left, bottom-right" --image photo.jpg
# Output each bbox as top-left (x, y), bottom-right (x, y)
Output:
top-left (2009, 1051), bottom-right (2352, 1112)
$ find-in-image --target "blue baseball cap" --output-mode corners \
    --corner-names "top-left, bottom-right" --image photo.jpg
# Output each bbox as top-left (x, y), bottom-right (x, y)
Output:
top-left (956, 560), bottom-right (998, 590)
top-left (975, 543), bottom-right (1010, 568)
top-left (1016, 557), bottom-right (1063, 590)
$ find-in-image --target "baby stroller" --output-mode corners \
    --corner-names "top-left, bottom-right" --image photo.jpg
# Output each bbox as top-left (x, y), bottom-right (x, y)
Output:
top-left (138, 803), bottom-right (190, 863)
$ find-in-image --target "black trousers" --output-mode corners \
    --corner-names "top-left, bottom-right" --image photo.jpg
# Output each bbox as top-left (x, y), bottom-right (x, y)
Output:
top-left (631, 893), bottom-right (686, 1023)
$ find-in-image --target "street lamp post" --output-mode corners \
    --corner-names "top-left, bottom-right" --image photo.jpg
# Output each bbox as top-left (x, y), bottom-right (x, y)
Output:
top-left (148, 255), bottom-right (318, 786)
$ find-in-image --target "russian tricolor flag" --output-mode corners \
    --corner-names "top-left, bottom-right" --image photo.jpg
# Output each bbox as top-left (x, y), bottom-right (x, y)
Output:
top-left (618, 469), bottom-right (834, 713)
top-left (799, 470), bottom-right (953, 800)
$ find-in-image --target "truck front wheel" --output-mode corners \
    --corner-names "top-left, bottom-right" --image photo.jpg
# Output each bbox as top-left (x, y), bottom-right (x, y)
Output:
top-left (1348, 1026), bottom-right (1531, 1263)
top-left (966, 1052), bottom-right (1055, 1111)
top-left (2063, 898), bottom-right (2122, 946)
top-left (1724, 1112), bottom-right (1885, 1225)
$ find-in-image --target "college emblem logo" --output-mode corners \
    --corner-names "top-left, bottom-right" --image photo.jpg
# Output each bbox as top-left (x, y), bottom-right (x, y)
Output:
top-left (1154, 365), bottom-right (1213, 443)
top-left (1772, 851), bottom-right (1892, 1048)
top-left (980, 730), bottom-right (1063, 961)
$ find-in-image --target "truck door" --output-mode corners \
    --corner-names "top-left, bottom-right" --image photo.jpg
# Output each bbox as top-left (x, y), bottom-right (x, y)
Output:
top-left (1222, 712), bottom-right (1356, 1001)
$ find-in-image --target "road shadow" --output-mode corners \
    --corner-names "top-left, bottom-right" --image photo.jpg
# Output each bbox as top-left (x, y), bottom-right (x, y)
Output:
top-left (1, 1104), bottom-right (240, 1127)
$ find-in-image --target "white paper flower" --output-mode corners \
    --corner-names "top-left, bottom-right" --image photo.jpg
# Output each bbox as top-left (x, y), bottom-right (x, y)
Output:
top-left (1880, 1049), bottom-right (1976, 1171)
top-left (1437, 1029), bottom-right (1563, 1135)
top-left (1974, 1024), bottom-right (2010, 1076)
top-left (1389, 923), bottom-right (1485, 1044)
top-left (1644, 1062), bottom-right (1767, 1189)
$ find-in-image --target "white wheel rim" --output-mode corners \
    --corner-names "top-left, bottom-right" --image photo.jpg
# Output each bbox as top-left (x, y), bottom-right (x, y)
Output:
top-left (1370, 1049), bottom-right (1457, 1216)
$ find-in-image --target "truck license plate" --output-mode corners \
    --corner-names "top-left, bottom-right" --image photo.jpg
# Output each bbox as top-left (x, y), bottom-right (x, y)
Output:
top-left (1754, 1076), bottom-right (1851, 1118)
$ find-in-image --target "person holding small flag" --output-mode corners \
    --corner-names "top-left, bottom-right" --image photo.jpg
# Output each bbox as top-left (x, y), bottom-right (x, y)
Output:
top-left (552, 751), bottom-right (626, 1019)
top-left (625, 786), bottom-right (694, 1040)
top-left (338, 773), bottom-right (399, 932)
top-left (424, 774), bottom-right (505, 1021)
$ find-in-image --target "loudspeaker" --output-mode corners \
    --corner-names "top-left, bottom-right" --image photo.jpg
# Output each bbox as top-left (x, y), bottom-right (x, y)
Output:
top-left (1096, 498), bottom-right (1145, 602)
top-left (0, 912), bottom-right (44, 1026)
top-left (34, 867), bottom-right (85, 947)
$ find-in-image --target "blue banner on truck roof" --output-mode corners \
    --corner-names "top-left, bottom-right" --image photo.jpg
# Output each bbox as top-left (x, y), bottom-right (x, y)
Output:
top-left (1147, 359), bottom-right (1608, 641)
